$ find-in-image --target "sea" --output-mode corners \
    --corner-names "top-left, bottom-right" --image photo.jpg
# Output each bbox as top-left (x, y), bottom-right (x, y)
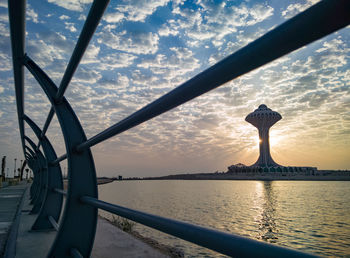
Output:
top-left (98, 180), bottom-right (350, 257)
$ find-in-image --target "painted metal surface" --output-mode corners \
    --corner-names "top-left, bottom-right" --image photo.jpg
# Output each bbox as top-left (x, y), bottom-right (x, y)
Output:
top-left (7, 0), bottom-right (350, 257)
top-left (24, 115), bottom-right (63, 231)
top-left (76, 0), bottom-right (350, 152)
top-left (8, 0), bottom-right (26, 155)
top-left (24, 54), bottom-right (98, 257)
top-left (24, 136), bottom-right (47, 214)
top-left (81, 196), bottom-right (317, 258)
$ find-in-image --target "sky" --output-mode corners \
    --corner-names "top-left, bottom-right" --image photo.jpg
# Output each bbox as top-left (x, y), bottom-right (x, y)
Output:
top-left (0, 0), bottom-right (349, 178)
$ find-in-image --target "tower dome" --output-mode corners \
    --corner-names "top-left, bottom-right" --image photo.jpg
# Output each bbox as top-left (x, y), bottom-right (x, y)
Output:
top-left (245, 104), bottom-right (282, 167)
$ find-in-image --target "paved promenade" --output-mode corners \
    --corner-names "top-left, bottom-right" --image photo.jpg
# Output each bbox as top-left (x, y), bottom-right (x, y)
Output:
top-left (0, 182), bottom-right (28, 257)
top-left (0, 182), bottom-right (169, 257)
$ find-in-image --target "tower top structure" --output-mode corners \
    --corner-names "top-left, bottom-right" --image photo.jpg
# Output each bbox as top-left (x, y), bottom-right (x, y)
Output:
top-left (245, 104), bottom-right (281, 167)
top-left (245, 104), bottom-right (281, 128)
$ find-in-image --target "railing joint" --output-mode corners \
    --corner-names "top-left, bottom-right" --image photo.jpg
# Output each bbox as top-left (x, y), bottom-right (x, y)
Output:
top-left (48, 161), bottom-right (58, 167)
top-left (54, 98), bottom-right (64, 106)
top-left (52, 188), bottom-right (67, 196)
top-left (21, 53), bottom-right (28, 64)
top-left (72, 145), bottom-right (84, 155)
top-left (70, 248), bottom-right (83, 258)
top-left (48, 216), bottom-right (59, 231)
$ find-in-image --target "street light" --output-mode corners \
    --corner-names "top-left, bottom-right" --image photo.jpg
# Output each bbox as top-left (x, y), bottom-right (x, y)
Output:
top-left (14, 158), bottom-right (17, 178)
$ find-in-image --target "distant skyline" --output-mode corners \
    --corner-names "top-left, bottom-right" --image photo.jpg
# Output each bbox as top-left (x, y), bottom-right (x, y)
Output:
top-left (0, 0), bottom-right (349, 177)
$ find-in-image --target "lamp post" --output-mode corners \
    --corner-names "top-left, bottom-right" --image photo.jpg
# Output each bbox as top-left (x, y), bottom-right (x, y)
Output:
top-left (14, 158), bottom-right (17, 178)
top-left (25, 168), bottom-right (29, 180)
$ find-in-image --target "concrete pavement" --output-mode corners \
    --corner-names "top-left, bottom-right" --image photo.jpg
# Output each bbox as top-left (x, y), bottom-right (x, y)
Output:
top-left (7, 183), bottom-right (169, 257)
top-left (0, 182), bottom-right (28, 257)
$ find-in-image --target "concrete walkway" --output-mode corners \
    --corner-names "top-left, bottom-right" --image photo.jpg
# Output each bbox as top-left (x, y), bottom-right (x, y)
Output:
top-left (11, 184), bottom-right (168, 257)
top-left (0, 182), bottom-right (28, 257)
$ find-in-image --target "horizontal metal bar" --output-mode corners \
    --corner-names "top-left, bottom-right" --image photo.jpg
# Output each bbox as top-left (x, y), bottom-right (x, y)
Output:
top-left (49, 154), bottom-right (67, 166)
top-left (70, 248), bottom-right (83, 258)
top-left (76, 0), bottom-right (350, 152)
top-left (48, 215), bottom-right (59, 231)
top-left (81, 196), bottom-right (315, 257)
top-left (37, 107), bottom-right (55, 149)
top-left (53, 188), bottom-right (67, 196)
top-left (55, 0), bottom-right (110, 101)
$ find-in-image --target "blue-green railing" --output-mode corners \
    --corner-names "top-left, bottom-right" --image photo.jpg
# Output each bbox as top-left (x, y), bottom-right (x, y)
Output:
top-left (8, 0), bottom-right (350, 257)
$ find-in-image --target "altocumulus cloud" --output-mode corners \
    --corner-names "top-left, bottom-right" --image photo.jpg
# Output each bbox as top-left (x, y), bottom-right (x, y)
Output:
top-left (0, 0), bottom-right (349, 176)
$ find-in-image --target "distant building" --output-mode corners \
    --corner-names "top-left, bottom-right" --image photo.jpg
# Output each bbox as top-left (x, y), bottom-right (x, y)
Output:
top-left (228, 104), bottom-right (317, 174)
top-left (227, 163), bottom-right (317, 174)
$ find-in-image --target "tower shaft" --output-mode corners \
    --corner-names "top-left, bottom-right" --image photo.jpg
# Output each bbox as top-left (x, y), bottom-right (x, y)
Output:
top-left (245, 104), bottom-right (281, 168)
top-left (254, 127), bottom-right (278, 167)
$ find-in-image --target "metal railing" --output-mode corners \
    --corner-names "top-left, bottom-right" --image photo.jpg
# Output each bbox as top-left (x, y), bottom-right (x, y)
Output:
top-left (8, 0), bottom-right (350, 257)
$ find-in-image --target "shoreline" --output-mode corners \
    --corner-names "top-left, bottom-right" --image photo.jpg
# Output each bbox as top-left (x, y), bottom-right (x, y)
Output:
top-left (100, 215), bottom-right (184, 258)
top-left (127, 174), bottom-right (350, 181)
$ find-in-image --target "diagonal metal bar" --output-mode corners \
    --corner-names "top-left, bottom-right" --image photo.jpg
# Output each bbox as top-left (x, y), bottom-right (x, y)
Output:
top-left (55, 0), bottom-right (110, 101)
top-left (24, 114), bottom-right (64, 230)
top-left (48, 216), bottom-right (59, 231)
top-left (49, 154), bottom-right (67, 166)
top-left (22, 51), bottom-right (98, 258)
top-left (8, 0), bottom-right (26, 154)
top-left (70, 248), bottom-right (83, 258)
top-left (75, 0), bottom-right (350, 152)
top-left (37, 107), bottom-right (55, 149)
top-left (53, 188), bottom-right (67, 196)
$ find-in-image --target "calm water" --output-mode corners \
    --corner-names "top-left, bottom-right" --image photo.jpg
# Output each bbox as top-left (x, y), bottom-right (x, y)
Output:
top-left (98, 180), bottom-right (350, 257)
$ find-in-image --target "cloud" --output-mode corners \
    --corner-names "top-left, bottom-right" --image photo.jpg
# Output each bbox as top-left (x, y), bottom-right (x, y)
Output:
top-left (158, 20), bottom-right (179, 37)
top-left (166, 1), bottom-right (274, 43)
top-left (98, 52), bottom-right (137, 69)
top-left (137, 47), bottom-right (200, 83)
top-left (64, 22), bottom-right (77, 32)
top-left (1, 0), bottom-right (349, 175)
top-left (27, 6), bottom-right (39, 23)
top-left (26, 31), bottom-right (73, 67)
top-left (97, 28), bottom-right (159, 55)
top-left (282, 0), bottom-right (321, 19)
top-left (0, 52), bottom-right (11, 71)
top-left (81, 44), bottom-right (100, 64)
top-left (103, 12), bottom-right (124, 23)
top-left (59, 15), bottom-right (70, 20)
top-left (113, 0), bottom-right (170, 22)
top-left (0, 12), bottom-right (8, 23)
top-left (47, 0), bottom-right (93, 12)
top-left (73, 67), bottom-right (102, 84)
top-left (298, 90), bottom-right (329, 108)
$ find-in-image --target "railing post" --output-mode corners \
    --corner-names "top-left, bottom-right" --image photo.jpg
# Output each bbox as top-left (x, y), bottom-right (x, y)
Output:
top-left (24, 115), bottom-right (64, 231)
top-left (25, 147), bottom-right (38, 200)
top-left (23, 56), bottom-right (98, 257)
top-left (24, 136), bottom-right (48, 214)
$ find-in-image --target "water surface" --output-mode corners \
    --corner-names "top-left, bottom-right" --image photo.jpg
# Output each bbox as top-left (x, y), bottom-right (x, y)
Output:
top-left (98, 180), bottom-right (350, 257)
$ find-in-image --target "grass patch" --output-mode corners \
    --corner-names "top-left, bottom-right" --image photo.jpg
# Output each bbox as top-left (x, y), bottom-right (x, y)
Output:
top-left (110, 215), bottom-right (135, 232)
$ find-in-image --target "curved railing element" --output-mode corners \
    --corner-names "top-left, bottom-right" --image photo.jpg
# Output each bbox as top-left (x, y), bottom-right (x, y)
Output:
top-left (24, 136), bottom-right (47, 214)
top-left (24, 53), bottom-right (99, 257)
top-left (23, 115), bottom-right (63, 231)
top-left (8, 0), bottom-right (350, 257)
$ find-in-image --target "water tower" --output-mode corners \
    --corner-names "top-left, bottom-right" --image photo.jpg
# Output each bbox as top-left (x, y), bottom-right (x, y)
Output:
top-left (245, 104), bottom-right (281, 167)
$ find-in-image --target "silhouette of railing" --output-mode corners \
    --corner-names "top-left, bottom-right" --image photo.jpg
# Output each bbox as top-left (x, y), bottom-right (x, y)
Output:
top-left (8, 0), bottom-right (350, 257)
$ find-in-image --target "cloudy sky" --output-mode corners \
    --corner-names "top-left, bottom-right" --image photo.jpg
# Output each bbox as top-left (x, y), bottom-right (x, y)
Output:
top-left (0, 0), bottom-right (349, 177)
